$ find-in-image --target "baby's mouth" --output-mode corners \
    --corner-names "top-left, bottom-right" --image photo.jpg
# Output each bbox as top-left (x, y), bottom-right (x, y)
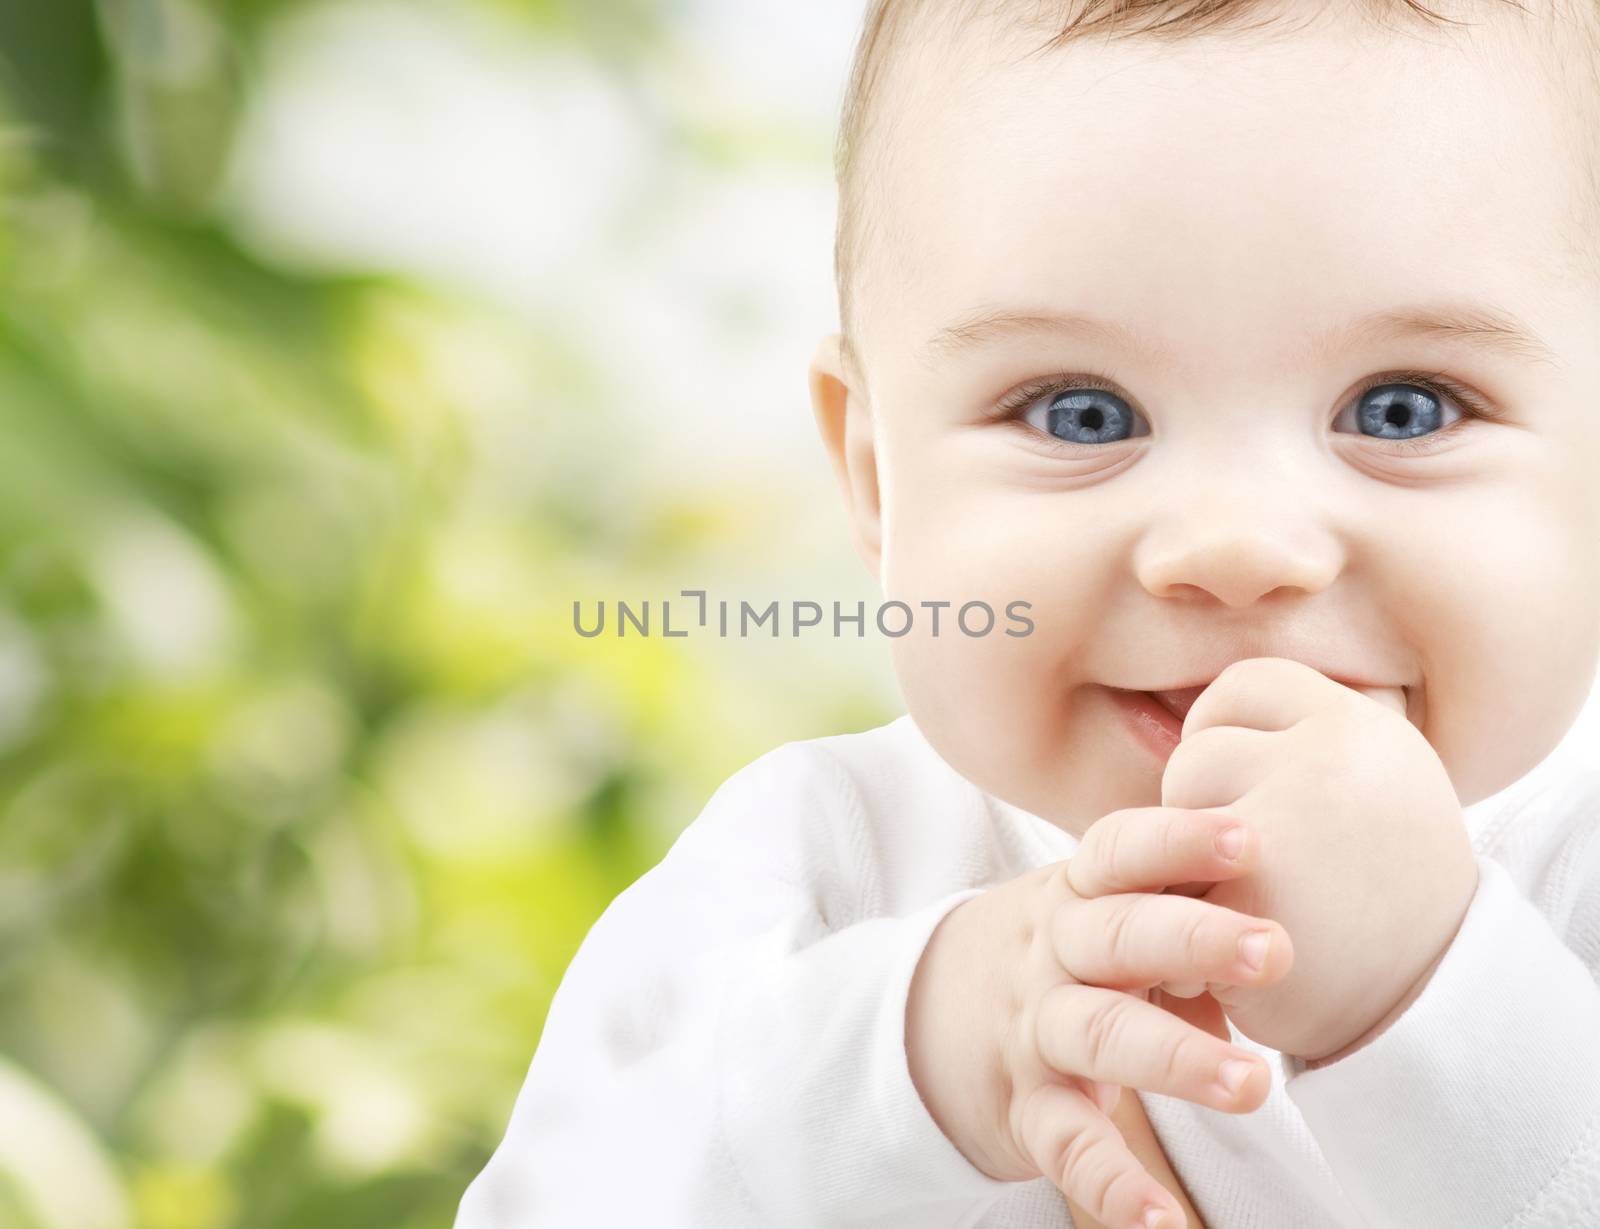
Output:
top-left (1140, 679), bottom-right (1409, 723)
top-left (1147, 687), bottom-right (1206, 722)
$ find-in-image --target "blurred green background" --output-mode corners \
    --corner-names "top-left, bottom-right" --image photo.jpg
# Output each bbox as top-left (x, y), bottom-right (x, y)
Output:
top-left (0, 0), bottom-right (896, 1225)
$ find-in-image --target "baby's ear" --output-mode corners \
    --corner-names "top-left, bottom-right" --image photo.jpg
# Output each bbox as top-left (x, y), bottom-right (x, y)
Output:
top-left (808, 332), bottom-right (882, 581)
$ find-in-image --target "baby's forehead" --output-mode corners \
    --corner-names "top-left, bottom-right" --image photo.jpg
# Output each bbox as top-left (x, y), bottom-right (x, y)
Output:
top-left (850, 0), bottom-right (1600, 364)
top-left (875, 0), bottom-right (1594, 191)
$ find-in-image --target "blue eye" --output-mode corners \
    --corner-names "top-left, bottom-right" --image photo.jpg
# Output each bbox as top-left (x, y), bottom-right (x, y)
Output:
top-left (993, 369), bottom-right (1500, 457)
top-left (1350, 383), bottom-right (1451, 437)
top-left (1022, 387), bottom-right (1143, 445)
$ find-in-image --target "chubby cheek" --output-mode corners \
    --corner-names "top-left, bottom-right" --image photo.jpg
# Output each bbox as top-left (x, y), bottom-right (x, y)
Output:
top-left (880, 471), bottom-right (1141, 826)
top-left (1402, 481), bottom-right (1600, 806)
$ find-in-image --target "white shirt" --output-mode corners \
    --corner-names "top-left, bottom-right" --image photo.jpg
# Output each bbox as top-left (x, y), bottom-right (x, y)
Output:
top-left (455, 679), bottom-right (1600, 1228)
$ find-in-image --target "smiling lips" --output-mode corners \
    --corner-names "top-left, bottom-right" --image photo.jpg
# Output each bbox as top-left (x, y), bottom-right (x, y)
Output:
top-left (1140, 674), bottom-right (1398, 723)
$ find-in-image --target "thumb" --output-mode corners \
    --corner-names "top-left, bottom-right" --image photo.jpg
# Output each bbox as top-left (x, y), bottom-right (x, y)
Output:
top-left (1354, 683), bottom-right (1407, 719)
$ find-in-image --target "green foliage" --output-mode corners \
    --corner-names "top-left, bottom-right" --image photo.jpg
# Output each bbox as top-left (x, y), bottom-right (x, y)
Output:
top-left (0, 1), bottom-right (902, 1226)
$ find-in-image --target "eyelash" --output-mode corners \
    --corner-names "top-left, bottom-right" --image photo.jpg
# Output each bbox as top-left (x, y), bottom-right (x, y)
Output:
top-left (990, 368), bottom-right (1506, 457)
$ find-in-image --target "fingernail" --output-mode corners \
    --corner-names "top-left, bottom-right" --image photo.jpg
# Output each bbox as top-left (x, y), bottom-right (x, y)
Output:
top-left (1217, 1057), bottom-right (1255, 1094)
top-left (1141, 1205), bottom-right (1166, 1229)
top-left (1239, 929), bottom-right (1270, 970)
top-left (1214, 825), bottom-right (1245, 859)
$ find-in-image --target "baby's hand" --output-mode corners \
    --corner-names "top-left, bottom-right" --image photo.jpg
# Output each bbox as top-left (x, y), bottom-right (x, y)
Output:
top-left (906, 807), bottom-right (1292, 1229)
top-left (1160, 657), bottom-right (1478, 1063)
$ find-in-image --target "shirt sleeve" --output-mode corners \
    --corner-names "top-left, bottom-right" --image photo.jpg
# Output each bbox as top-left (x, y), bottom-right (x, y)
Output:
top-left (453, 742), bottom-right (1019, 1229)
top-left (1278, 852), bottom-right (1600, 1228)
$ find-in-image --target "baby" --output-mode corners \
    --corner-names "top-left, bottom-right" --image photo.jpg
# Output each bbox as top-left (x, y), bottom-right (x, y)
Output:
top-left (457, 1), bottom-right (1600, 1227)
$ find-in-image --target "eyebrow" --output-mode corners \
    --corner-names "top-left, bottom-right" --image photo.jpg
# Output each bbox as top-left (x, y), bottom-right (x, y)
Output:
top-left (921, 301), bottom-right (1562, 369)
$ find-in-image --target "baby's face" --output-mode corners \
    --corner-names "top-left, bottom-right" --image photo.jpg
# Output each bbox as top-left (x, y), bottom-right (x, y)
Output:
top-left (812, 3), bottom-right (1600, 836)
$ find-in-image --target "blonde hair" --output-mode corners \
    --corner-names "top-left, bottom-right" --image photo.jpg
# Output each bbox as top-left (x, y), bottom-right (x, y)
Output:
top-left (831, 0), bottom-right (1600, 387)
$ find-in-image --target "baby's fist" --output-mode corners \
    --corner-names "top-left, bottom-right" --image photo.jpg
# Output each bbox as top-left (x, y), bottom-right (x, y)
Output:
top-left (1161, 658), bottom-right (1477, 1062)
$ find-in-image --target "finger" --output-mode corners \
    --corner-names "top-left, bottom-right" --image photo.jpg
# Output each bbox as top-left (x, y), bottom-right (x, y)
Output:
top-left (1182, 659), bottom-right (1408, 735)
top-left (1356, 684), bottom-right (1408, 718)
top-left (1089, 1078), bottom-right (1122, 1116)
top-left (1067, 806), bottom-right (1256, 898)
top-left (1054, 891), bottom-right (1290, 990)
top-left (1156, 980), bottom-right (1207, 998)
top-left (1180, 656), bottom-right (1339, 739)
top-left (1034, 983), bottom-right (1269, 1113)
top-left (1152, 984), bottom-right (1232, 1043)
top-left (1017, 1080), bottom-right (1186, 1229)
top-left (1159, 725), bottom-right (1277, 814)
